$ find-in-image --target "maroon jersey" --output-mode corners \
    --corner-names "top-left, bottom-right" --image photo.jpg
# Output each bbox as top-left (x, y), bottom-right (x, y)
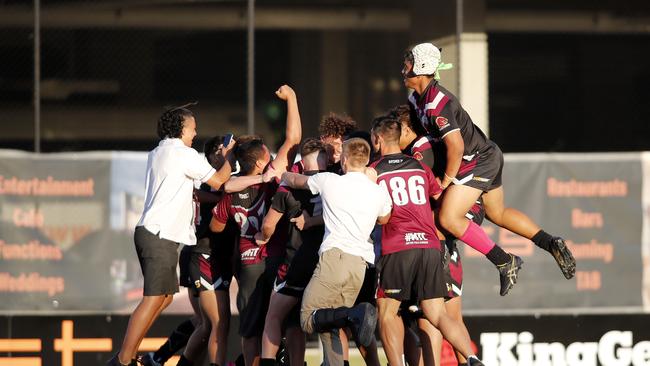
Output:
top-left (408, 80), bottom-right (492, 159)
top-left (370, 153), bottom-right (442, 255)
top-left (212, 180), bottom-right (284, 265)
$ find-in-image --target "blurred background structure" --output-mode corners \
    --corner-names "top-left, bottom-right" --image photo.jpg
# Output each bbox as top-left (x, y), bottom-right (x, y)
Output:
top-left (1, 0), bottom-right (650, 153)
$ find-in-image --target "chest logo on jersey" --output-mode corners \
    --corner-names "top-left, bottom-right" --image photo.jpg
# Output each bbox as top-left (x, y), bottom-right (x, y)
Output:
top-left (241, 247), bottom-right (261, 260)
top-left (413, 151), bottom-right (424, 161)
top-left (435, 116), bottom-right (449, 129)
top-left (404, 232), bottom-right (428, 244)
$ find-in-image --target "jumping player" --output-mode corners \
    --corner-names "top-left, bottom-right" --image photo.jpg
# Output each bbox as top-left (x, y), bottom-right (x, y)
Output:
top-left (402, 42), bottom-right (576, 295)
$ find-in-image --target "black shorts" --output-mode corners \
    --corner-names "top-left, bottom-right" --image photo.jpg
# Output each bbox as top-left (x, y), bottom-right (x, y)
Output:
top-left (454, 141), bottom-right (503, 192)
top-left (442, 240), bottom-right (463, 299)
top-left (134, 226), bottom-right (179, 296)
top-left (377, 248), bottom-right (445, 302)
top-left (189, 252), bottom-right (232, 293)
top-left (355, 266), bottom-right (377, 306)
top-left (179, 245), bottom-right (193, 288)
top-left (275, 241), bottom-right (320, 298)
top-left (237, 256), bottom-right (282, 338)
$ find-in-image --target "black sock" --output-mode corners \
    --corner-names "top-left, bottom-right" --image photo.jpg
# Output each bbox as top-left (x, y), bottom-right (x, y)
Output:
top-left (154, 319), bottom-right (195, 362)
top-left (486, 245), bottom-right (511, 266)
top-left (344, 361), bottom-right (350, 366)
top-left (458, 363), bottom-right (468, 366)
top-left (532, 230), bottom-right (553, 252)
top-left (261, 358), bottom-right (276, 366)
top-left (176, 354), bottom-right (193, 366)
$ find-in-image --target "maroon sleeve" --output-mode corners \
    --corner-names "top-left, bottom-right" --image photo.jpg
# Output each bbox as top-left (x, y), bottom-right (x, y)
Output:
top-left (212, 193), bottom-right (232, 223)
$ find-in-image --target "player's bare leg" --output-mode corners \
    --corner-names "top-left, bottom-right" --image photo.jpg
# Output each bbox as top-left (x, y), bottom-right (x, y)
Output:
top-left (262, 292), bottom-right (300, 358)
top-left (377, 298), bottom-right (405, 366)
top-left (117, 294), bottom-right (170, 363)
top-left (215, 290), bottom-right (232, 366)
top-left (285, 325), bottom-right (306, 366)
top-left (483, 186), bottom-right (576, 279)
top-left (439, 184), bottom-right (523, 295)
top-left (419, 298), bottom-right (479, 362)
top-left (403, 324), bottom-right (424, 366)
top-left (416, 318), bottom-right (436, 366)
top-left (243, 335), bottom-right (261, 366)
top-left (445, 297), bottom-right (469, 364)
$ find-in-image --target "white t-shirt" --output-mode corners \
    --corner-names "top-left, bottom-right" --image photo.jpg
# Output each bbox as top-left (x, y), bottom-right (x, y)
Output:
top-left (308, 171), bottom-right (393, 264)
top-left (137, 138), bottom-right (216, 245)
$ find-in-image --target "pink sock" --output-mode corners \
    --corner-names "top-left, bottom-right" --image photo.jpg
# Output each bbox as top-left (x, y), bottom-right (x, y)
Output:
top-left (459, 221), bottom-right (496, 255)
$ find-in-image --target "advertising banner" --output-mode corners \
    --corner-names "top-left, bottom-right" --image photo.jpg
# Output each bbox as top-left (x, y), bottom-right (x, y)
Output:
top-left (461, 153), bottom-right (644, 311)
top-left (1, 314), bottom-right (649, 366)
top-left (0, 150), bottom-right (648, 314)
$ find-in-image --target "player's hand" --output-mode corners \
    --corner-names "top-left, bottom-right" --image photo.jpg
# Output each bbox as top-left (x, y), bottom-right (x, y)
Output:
top-left (275, 85), bottom-right (296, 101)
top-left (254, 232), bottom-right (268, 246)
top-left (263, 165), bottom-right (283, 183)
top-left (220, 137), bottom-right (236, 156)
top-left (290, 210), bottom-right (310, 231)
top-left (364, 167), bottom-right (378, 183)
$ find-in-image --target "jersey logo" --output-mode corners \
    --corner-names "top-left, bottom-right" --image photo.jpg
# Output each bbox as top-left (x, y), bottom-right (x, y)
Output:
top-left (404, 232), bottom-right (428, 244)
top-left (435, 116), bottom-right (449, 129)
top-left (238, 193), bottom-right (250, 199)
top-left (413, 151), bottom-right (424, 161)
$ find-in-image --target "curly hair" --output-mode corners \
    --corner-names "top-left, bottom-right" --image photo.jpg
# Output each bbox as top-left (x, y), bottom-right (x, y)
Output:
top-left (318, 112), bottom-right (357, 139)
top-left (157, 107), bottom-right (194, 140)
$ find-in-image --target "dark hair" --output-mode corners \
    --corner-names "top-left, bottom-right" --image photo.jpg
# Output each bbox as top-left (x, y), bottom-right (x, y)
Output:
top-left (301, 138), bottom-right (327, 157)
top-left (388, 104), bottom-right (426, 136)
top-left (157, 106), bottom-right (194, 140)
top-left (204, 135), bottom-right (225, 169)
top-left (342, 138), bottom-right (371, 168)
top-left (372, 116), bottom-right (401, 144)
top-left (319, 112), bottom-right (357, 139)
top-left (234, 135), bottom-right (266, 175)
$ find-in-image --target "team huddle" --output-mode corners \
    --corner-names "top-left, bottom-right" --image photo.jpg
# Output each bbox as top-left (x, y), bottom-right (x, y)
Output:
top-left (107, 43), bottom-right (577, 366)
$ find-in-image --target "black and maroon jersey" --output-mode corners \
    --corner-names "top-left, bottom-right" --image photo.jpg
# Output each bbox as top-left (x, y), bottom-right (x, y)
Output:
top-left (271, 178), bottom-right (325, 264)
top-left (408, 80), bottom-right (492, 158)
top-left (370, 153), bottom-right (442, 255)
top-left (212, 180), bottom-right (284, 265)
top-left (194, 184), bottom-right (238, 256)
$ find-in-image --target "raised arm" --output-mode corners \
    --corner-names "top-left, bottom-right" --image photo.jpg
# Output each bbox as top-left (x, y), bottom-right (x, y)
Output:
top-left (204, 139), bottom-right (237, 190)
top-left (272, 85), bottom-right (302, 173)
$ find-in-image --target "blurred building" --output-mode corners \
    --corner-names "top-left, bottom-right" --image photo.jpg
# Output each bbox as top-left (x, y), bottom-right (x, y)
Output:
top-left (1, 0), bottom-right (649, 152)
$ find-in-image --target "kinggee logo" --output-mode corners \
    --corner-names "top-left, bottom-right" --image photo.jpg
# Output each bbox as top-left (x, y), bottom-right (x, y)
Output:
top-left (480, 331), bottom-right (650, 366)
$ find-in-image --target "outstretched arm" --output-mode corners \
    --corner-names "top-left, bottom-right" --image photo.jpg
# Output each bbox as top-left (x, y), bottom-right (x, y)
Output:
top-left (272, 85), bottom-right (302, 173)
top-left (224, 166), bottom-right (278, 193)
top-left (281, 172), bottom-right (310, 190)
